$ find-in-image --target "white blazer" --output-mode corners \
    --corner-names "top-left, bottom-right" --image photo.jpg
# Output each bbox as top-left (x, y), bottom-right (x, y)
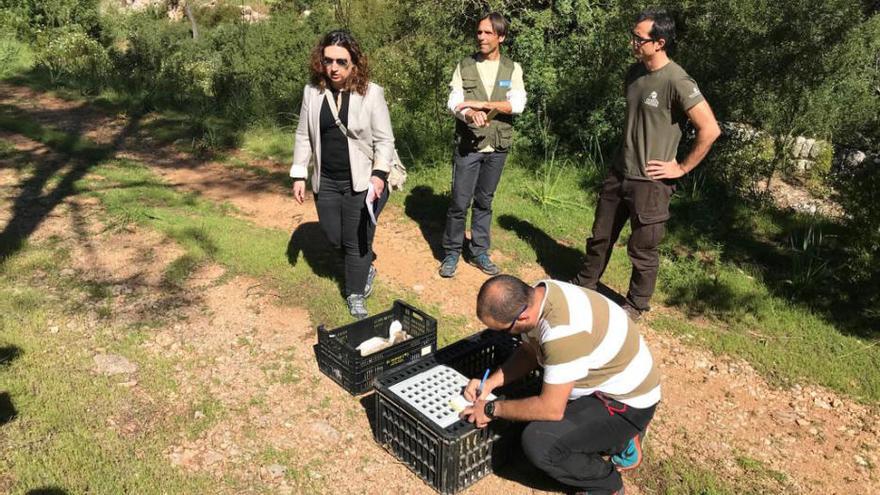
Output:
top-left (289, 82), bottom-right (395, 193)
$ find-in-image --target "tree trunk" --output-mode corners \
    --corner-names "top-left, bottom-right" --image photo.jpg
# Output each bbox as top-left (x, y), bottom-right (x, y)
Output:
top-left (184, 2), bottom-right (199, 40)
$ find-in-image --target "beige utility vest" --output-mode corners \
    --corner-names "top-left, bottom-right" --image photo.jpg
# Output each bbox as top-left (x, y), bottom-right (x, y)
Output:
top-left (454, 54), bottom-right (516, 152)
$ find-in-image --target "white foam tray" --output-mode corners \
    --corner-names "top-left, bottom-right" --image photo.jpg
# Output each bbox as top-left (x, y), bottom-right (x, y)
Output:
top-left (388, 365), bottom-right (471, 428)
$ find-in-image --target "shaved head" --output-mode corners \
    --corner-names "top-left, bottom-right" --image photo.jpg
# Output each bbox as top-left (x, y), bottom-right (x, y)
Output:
top-left (476, 274), bottom-right (532, 324)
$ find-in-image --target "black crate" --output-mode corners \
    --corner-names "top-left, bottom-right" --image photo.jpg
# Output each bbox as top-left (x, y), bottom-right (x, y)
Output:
top-left (374, 330), bottom-right (541, 494)
top-left (314, 300), bottom-right (437, 395)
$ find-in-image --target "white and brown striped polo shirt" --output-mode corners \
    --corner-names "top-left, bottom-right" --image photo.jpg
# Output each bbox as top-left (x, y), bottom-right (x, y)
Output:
top-left (522, 280), bottom-right (661, 408)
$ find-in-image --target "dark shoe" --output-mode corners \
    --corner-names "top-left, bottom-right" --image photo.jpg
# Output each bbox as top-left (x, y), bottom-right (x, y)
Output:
top-left (439, 254), bottom-right (459, 278)
top-left (621, 302), bottom-right (645, 322)
top-left (346, 294), bottom-right (368, 319)
top-left (469, 253), bottom-right (501, 276)
top-left (612, 431), bottom-right (644, 472)
top-left (363, 265), bottom-right (377, 298)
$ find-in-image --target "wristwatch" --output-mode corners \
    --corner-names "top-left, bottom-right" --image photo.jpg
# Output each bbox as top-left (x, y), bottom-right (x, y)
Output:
top-left (483, 400), bottom-right (496, 419)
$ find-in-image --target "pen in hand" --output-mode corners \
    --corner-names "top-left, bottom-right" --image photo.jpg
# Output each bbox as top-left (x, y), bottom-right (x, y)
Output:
top-left (478, 368), bottom-right (490, 399)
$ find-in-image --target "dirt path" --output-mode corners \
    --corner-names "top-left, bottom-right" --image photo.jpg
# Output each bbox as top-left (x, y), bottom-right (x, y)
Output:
top-left (1, 83), bottom-right (877, 494)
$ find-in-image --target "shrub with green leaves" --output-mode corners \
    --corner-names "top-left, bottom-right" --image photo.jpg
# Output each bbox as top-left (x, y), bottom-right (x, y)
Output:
top-left (0, 35), bottom-right (33, 78)
top-left (35, 28), bottom-right (111, 92)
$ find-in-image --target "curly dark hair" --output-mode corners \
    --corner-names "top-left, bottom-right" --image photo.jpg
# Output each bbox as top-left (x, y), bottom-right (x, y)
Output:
top-left (309, 30), bottom-right (370, 95)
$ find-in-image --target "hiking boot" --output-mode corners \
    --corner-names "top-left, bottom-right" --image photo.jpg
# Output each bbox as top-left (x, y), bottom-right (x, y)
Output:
top-left (612, 431), bottom-right (645, 472)
top-left (469, 253), bottom-right (501, 276)
top-left (363, 265), bottom-right (377, 298)
top-left (346, 294), bottom-right (368, 320)
top-left (621, 302), bottom-right (645, 322)
top-left (438, 254), bottom-right (459, 278)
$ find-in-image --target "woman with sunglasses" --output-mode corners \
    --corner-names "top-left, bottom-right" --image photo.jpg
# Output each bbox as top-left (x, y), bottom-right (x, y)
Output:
top-left (290, 30), bottom-right (395, 319)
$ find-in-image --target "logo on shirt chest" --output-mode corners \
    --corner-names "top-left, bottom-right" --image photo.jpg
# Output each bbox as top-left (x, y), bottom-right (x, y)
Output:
top-left (643, 91), bottom-right (660, 108)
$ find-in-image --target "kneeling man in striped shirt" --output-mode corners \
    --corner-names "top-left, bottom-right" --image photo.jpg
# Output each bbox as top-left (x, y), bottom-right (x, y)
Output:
top-left (462, 274), bottom-right (659, 495)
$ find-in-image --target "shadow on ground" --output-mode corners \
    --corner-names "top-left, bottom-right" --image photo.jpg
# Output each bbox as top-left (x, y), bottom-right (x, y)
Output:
top-left (403, 185), bottom-right (448, 262)
top-left (286, 222), bottom-right (344, 296)
top-left (0, 345), bottom-right (22, 426)
top-left (497, 214), bottom-right (627, 305)
top-left (0, 103), bottom-right (143, 264)
top-left (26, 488), bottom-right (70, 495)
top-left (492, 441), bottom-right (569, 492)
top-left (497, 214), bottom-right (583, 280)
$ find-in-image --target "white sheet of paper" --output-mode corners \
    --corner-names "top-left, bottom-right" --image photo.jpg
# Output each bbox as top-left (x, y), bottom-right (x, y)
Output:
top-left (365, 183), bottom-right (378, 225)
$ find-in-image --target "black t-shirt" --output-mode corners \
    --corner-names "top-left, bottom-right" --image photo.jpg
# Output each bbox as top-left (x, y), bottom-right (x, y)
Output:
top-left (320, 89), bottom-right (351, 181)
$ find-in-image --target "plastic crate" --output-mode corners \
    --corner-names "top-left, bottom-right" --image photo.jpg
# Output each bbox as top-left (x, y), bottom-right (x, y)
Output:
top-left (314, 300), bottom-right (437, 395)
top-left (374, 330), bottom-right (541, 494)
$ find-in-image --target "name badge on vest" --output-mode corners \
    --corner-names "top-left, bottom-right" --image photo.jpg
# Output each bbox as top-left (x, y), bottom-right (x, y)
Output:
top-left (498, 80), bottom-right (512, 88)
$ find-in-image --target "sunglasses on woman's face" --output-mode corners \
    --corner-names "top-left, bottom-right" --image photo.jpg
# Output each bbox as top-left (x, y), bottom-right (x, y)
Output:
top-left (322, 57), bottom-right (350, 68)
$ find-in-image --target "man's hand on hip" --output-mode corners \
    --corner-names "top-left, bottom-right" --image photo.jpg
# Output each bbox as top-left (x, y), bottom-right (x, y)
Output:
top-left (646, 159), bottom-right (686, 179)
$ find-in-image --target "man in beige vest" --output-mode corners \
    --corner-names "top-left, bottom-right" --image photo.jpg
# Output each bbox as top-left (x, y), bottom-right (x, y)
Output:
top-left (439, 12), bottom-right (527, 278)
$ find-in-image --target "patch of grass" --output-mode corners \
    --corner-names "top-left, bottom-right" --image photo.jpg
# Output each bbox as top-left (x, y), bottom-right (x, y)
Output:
top-left (187, 396), bottom-right (226, 440)
top-left (240, 124), bottom-right (293, 163)
top-left (735, 455), bottom-right (788, 485)
top-left (0, 248), bottom-right (215, 494)
top-left (0, 244), bottom-right (60, 276)
top-left (163, 253), bottom-right (203, 288)
top-left (0, 36), bottom-right (34, 80)
top-left (139, 112), bottom-right (238, 155)
top-left (277, 362), bottom-right (302, 385)
top-left (636, 454), bottom-right (734, 494)
top-left (256, 446), bottom-right (319, 490)
top-left (0, 105), bottom-right (107, 160)
top-left (0, 138), bottom-right (15, 159)
top-left (655, 254), bottom-right (880, 400)
top-left (634, 444), bottom-right (795, 495)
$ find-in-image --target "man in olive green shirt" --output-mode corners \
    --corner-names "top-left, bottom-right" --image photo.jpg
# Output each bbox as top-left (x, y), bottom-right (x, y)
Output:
top-left (572, 8), bottom-right (721, 320)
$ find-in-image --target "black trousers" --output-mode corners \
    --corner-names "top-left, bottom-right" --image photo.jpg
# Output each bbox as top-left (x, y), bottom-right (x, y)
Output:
top-left (315, 176), bottom-right (388, 296)
top-left (442, 149), bottom-right (508, 258)
top-left (571, 171), bottom-right (675, 310)
top-left (521, 394), bottom-right (656, 494)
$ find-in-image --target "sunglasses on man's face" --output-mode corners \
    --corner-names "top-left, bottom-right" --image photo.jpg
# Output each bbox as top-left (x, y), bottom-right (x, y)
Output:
top-left (630, 32), bottom-right (655, 47)
top-left (505, 305), bottom-right (529, 332)
top-left (322, 57), bottom-right (350, 68)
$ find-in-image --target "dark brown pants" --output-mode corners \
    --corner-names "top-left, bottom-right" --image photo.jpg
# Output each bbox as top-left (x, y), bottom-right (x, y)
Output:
top-left (571, 171), bottom-right (674, 310)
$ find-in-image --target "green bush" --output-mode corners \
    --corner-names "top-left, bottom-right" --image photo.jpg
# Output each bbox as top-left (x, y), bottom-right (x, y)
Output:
top-left (1, 0), bottom-right (101, 37)
top-left (35, 28), bottom-right (111, 92)
top-left (832, 160), bottom-right (880, 326)
top-left (0, 35), bottom-right (33, 78)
